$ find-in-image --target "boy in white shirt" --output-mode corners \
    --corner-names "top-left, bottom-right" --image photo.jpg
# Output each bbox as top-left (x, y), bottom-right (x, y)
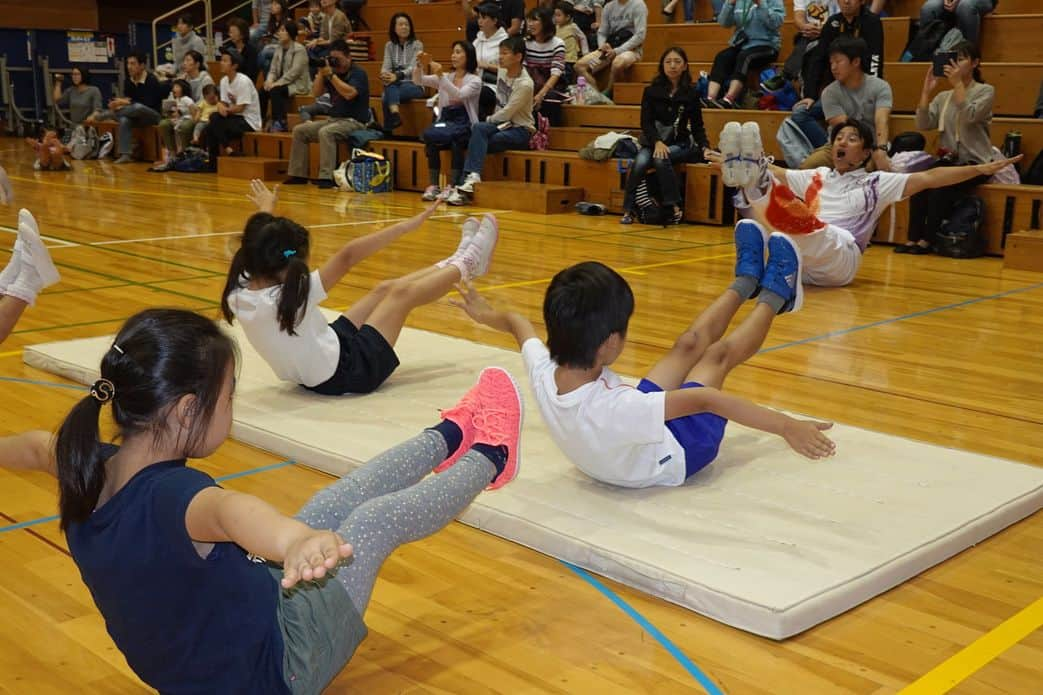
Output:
top-left (205, 49), bottom-right (262, 170)
top-left (452, 230), bottom-right (836, 488)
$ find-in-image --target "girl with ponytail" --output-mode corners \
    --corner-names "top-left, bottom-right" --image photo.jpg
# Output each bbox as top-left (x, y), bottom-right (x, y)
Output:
top-left (221, 179), bottom-right (500, 395)
top-left (0, 307), bottom-right (525, 693)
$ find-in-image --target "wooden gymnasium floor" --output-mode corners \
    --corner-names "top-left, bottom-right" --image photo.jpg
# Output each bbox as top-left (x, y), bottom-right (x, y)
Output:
top-left (0, 144), bottom-right (1041, 694)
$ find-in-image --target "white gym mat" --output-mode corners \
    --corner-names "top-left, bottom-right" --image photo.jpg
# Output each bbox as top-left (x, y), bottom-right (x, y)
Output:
top-left (25, 318), bottom-right (1043, 639)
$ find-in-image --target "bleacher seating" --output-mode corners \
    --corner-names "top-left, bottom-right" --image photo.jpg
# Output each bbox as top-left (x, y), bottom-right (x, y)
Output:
top-left (72, 1), bottom-right (1043, 256)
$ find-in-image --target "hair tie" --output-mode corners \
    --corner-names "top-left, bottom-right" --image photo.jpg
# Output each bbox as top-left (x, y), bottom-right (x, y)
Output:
top-left (112, 343), bottom-right (125, 355)
top-left (90, 378), bottom-right (116, 404)
top-left (283, 249), bottom-right (297, 259)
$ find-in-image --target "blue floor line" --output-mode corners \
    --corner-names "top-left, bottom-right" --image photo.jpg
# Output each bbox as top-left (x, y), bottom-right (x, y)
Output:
top-left (562, 561), bottom-right (725, 694)
top-left (760, 280), bottom-right (1043, 354)
top-left (0, 376), bottom-right (87, 391)
top-left (0, 459), bottom-right (296, 534)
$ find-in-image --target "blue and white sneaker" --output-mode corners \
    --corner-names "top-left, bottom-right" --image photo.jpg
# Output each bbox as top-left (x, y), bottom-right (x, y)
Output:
top-left (718, 121), bottom-right (744, 188)
top-left (739, 121), bottom-right (766, 190)
top-left (761, 233), bottom-right (804, 314)
top-left (734, 219), bottom-right (770, 290)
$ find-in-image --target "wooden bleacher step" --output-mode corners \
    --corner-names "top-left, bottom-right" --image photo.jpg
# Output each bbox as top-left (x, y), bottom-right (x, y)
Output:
top-left (1003, 231), bottom-right (1043, 271)
top-left (217, 156), bottom-right (290, 180)
top-left (471, 181), bottom-right (585, 214)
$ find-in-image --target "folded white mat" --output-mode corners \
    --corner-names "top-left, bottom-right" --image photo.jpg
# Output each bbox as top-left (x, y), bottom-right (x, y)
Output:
top-left (25, 318), bottom-right (1043, 639)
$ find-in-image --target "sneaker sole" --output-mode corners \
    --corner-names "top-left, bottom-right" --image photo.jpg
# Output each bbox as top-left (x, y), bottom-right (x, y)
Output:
top-left (483, 366), bottom-right (523, 490)
top-left (739, 121), bottom-right (764, 190)
top-left (769, 232), bottom-right (804, 314)
top-left (719, 121), bottom-right (743, 188)
top-left (18, 209), bottom-right (60, 288)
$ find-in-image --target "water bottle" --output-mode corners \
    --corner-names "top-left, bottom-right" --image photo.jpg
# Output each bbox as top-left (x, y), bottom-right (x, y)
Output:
top-left (213, 31), bottom-right (224, 59)
top-left (575, 76), bottom-right (587, 105)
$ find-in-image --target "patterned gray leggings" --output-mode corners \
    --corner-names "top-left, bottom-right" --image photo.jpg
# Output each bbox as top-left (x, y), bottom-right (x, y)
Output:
top-left (294, 430), bottom-right (494, 615)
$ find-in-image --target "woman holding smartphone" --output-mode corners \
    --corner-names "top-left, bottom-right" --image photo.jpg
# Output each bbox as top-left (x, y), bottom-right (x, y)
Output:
top-left (898, 40), bottom-right (994, 254)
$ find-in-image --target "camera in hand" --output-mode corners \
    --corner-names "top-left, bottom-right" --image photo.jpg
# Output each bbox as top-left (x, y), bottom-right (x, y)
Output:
top-left (326, 56), bottom-right (344, 69)
top-left (932, 51), bottom-right (957, 77)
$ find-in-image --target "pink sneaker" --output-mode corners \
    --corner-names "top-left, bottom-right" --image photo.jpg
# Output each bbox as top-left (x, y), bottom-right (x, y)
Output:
top-left (434, 366), bottom-right (523, 489)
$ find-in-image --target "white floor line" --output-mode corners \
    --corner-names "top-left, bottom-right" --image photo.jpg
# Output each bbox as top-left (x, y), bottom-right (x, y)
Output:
top-left (0, 209), bottom-right (516, 249)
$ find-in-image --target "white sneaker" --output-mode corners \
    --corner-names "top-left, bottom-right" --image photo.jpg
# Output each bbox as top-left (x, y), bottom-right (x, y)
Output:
top-left (457, 172), bottom-right (481, 194)
top-left (445, 187), bottom-right (468, 206)
top-left (739, 121), bottom-right (766, 189)
top-left (437, 217), bottom-right (479, 269)
top-left (421, 185), bottom-right (440, 201)
top-left (0, 239), bottom-right (23, 294)
top-left (472, 214), bottom-right (499, 277)
top-left (17, 209), bottom-right (60, 289)
top-left (718, 121), bottom-right (744, 188)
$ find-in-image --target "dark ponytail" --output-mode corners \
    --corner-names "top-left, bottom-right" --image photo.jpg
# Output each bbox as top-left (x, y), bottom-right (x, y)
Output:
top-left (55, 309), bottom-right (238, 531)
top-left (220, 212), bottom-right (311, 336)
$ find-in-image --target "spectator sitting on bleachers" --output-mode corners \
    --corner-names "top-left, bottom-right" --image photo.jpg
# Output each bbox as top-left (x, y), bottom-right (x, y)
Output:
top-left (782, 0), bottom-right (837, 83)
top-left (920, 0), bottom-right (996, 45)
top-left (306, 0), bottom-right (351, 64)
top-left (260, 20), bottom-right (310, 133)
top-left (151, 79), bottom-right (195, 170)
top-left (181, 50), bottom-right (214, 101)
top-left (171, 14), bottom-right (207, 71)
top-left (190, 84), bottom-right (221, 146)
top-left (554, 2), bottom-right (589, 84)
top-left (225, 18), bottom-right (260, 83)
top-left (448, 35), bottom-right (535, 204)
top-left (899, 40), bottom-right (995, 254)
top-left (380, 13), bottom-right (425, 132)
top-left (473, 4), bottom-right (510, 118)
top-left (250, 0), bottom-right (273, 45)
top-left (621, 47), bottom-right (708, 225)
top-left (802, 0), bottom-right (883, 105)
top-left (703, 0), bottom-right (784, 109)
top-left (52, 67), bottom-right (103, 125)
top-left (300, 0), bottom-right (323, 39)
top-left (205, 49), bottom-right (262, 171)
top-left (574, 0), bottom-right (648, 96)
top-left (284, 40), bottom-right (370, 189)
top-left (800, 37), bottom-right (892, 171)
top-left (524, 6), bottom-right (568, 126)
top-left (569, 0), bottom-right (603, 47)
top-left (464, 0), bottom-right (525, 42)
top-left (258, 0), bottom-right (289, 77)
top-left (414, 43), bottom-right (483, 199)
top-left (87, 51), bottom-right (166, 164)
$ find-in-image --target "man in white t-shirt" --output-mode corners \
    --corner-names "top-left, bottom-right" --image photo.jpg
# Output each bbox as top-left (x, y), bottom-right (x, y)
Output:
top-left (205, 49), bottom-right (261, 171)
top-left (710, 120), bottom-right (1019, 287)
top-left (451, 248), bottom-right (837, 489)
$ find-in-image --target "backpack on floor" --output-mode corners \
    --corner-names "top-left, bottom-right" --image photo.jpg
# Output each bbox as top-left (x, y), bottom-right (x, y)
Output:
top-left (934, 196), bottom-right (985, 258)
top-left (634, 175), bottom-right (671, 226)
top-left (900, 19), bottom-right (954, 62)
top-left (172, 147), bottom-right (210, 173)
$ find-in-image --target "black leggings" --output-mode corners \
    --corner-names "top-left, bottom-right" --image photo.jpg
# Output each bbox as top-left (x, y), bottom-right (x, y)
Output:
top-left (205, 114), bottom-right (254, 166)
top-left (709, 44), bottom-right (779, 88)
top-left (260, 85), bottom-right (292, 123)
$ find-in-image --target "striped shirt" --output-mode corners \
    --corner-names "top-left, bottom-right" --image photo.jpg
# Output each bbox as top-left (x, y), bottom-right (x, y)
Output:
top-left (523, 36), bottom-right (566, 95)
top-left (381, 39), bottom-right (424, 80)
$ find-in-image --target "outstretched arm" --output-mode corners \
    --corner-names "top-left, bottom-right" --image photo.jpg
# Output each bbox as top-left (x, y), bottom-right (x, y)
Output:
top-left (186, 486), bottom-right (353, 589)
top-left (450, 280), bottom-right (538, 348)
top-left (319, 201), bottom-right (441, 291)
top-left (246, 178), bottom-right (279, 213)
top-left (0, 430), bottom-right (56, 476)
top-left (902, 155), bottom-right (1021, 198)
top-left (665, 387), bottom-right (836, 459)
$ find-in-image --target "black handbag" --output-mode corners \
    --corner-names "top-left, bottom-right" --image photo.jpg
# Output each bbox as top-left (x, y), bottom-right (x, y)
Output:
top-left (606, 28), bottom-right (633, 49)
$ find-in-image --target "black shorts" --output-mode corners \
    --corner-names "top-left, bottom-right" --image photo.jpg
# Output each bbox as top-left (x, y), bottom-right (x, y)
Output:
top-left (304, 317), bottom-right (400, 395)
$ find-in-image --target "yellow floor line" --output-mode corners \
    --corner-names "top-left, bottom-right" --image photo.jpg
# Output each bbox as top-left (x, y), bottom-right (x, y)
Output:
top-left (0, 349), bottom-right (22, 358)
top-left (899, 596), bottom-right (1043, 694)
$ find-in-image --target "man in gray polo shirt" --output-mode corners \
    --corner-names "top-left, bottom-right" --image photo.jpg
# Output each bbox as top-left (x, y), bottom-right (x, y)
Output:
top-left (801, 36), bottom-right (893, 171)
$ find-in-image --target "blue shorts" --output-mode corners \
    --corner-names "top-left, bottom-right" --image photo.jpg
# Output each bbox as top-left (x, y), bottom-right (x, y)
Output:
top-left (636, 378), bottom-right (728, 478)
